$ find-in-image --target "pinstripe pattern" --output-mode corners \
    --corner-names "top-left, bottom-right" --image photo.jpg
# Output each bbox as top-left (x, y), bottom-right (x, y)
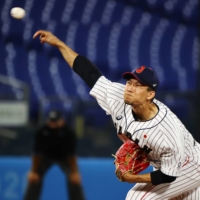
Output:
top-left (126, 154), bottom-right (200, 199)
top-left (90, 76), bottom-right (200, 199)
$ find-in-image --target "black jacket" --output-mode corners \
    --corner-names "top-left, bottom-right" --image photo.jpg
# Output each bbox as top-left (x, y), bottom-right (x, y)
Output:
top-left (33, 124), bottom-right (77, 159)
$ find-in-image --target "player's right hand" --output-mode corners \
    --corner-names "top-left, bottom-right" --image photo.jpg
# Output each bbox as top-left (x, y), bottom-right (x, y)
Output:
top-left (27, 171), bottom-right (40, 184)
top-left (33, 30), bottom-right (62, 47)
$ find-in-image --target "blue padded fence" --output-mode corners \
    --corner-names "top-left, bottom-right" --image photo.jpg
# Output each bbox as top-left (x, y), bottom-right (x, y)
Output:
top-left (0, 157), bottom-right (153, 200)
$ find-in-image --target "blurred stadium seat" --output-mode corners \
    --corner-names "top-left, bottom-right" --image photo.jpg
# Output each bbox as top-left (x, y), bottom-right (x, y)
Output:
top-left (0, 0), bottom-right (198, 121)
top-left (0, 0), bottom-right (199, 148)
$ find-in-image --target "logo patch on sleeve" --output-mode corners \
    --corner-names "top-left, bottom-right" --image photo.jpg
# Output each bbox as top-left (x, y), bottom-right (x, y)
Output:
top-left (116, 115), bottom-right (123, 120)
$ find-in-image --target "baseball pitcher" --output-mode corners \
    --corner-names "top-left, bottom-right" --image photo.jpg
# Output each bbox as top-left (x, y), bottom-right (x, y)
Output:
top-left (33, 30), bottom-right (200, 200)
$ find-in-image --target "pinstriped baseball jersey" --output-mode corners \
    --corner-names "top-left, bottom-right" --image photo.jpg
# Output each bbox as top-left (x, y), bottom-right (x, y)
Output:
top-left (90, 76), bottom-right (200, 178)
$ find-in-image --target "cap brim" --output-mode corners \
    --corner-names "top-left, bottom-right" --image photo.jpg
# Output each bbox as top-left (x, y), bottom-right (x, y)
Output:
top-left (122, 72), bottom-right (146, 85)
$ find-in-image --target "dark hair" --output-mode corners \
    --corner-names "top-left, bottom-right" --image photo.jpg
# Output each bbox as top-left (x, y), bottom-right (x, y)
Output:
top-left (147, 86), bottom-right (154, 92)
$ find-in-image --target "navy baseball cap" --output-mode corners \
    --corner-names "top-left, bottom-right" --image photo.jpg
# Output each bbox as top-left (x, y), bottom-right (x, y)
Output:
top-left (47, 110), bottom-right (63, 122)
top-left (122, 66), bottom-right (159, 91)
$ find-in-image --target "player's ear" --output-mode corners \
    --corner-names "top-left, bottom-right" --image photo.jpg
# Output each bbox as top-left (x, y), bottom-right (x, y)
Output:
top-left (147, 90), bottom-right (155, 101)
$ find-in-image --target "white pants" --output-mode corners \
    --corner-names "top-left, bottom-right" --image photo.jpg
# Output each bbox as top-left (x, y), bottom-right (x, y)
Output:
top-left (126, 155), bottom-right (200, 200)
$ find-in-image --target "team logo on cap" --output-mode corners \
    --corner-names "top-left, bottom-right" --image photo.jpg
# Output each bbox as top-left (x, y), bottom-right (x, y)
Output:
top-left (136, 66), bottom-right (145, 73)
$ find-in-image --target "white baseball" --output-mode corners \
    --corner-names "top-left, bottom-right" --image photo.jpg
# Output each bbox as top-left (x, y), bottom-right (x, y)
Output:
top-left (10, 7), bottom-right (26, 20)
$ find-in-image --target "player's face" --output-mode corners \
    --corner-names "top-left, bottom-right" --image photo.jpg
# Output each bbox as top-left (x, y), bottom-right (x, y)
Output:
top-left (47, 119), bottom-right (65, 129)
top-left (123, 79), bottom-right (151, 106)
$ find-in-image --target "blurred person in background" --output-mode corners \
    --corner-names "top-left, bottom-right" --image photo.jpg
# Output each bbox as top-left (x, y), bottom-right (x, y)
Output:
top-left (24, 110), bottom-right (85, 200)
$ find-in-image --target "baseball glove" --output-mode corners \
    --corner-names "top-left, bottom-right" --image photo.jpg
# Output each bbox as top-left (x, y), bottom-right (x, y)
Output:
top-left (112, 140), bottom-right (150, 181)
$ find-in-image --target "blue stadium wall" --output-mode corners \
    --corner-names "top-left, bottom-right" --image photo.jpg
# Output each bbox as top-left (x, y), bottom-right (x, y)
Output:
top-left (0, 157), bottom-right (153, 200)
